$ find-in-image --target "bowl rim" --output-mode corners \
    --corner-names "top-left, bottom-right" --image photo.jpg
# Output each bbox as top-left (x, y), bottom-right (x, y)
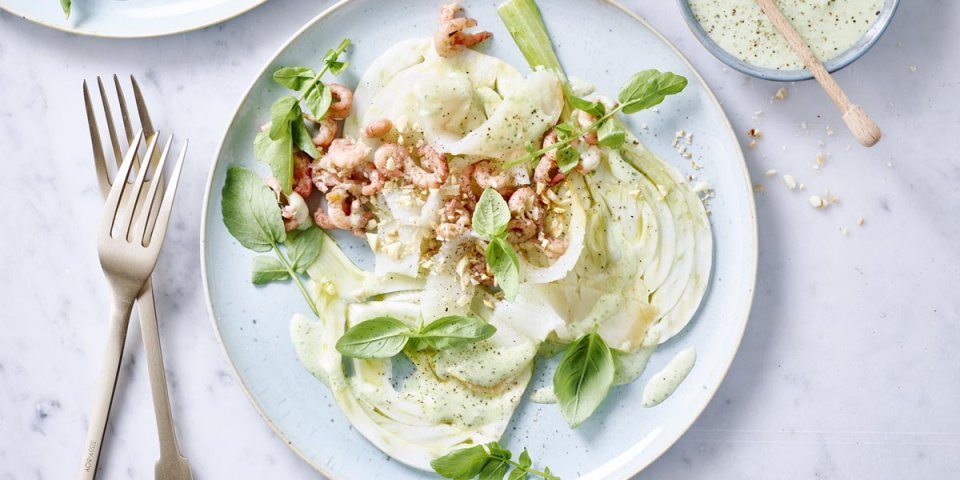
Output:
top-left (676, 0), bottom-right (901, 82)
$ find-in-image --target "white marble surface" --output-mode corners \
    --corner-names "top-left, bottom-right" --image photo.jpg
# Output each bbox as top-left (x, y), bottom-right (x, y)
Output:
top-left (1, 1), bottom-right (958, 478)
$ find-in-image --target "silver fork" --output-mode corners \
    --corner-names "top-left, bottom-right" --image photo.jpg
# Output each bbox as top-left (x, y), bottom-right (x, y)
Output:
top-left (80, 76), bottom-right (190, 480)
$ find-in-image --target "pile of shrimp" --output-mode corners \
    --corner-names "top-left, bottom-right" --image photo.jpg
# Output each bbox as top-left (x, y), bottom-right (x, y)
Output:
top-left (262, 2), bottom-right (599, 288)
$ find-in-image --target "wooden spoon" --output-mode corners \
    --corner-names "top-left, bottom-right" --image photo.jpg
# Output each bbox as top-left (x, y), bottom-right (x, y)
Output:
top-left (754, 0), bottom-right (882, 147)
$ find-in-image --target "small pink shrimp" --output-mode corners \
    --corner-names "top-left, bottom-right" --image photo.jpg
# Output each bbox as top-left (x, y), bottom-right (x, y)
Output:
top-left (314, 187), bottom-right (371, 236)
top-left (318, 137), bottom-right (370, 172)
top-left (292, 152), bottom-right (314, 199)
top-left (373, 143), bottom-right (408, 179)
top-left (360, 163), bottom-right (385, 196)
top-left (458, 160), bottom-right (513, 207)
top-left (534, 130), bottom-right (567, 187)
top-left (435, 2), bottom-right (492, 58)
top-left (404, 145), bottom-right (449, 189)
top-left (506, 187), bottom-right (541, 243)
top-left (362, 118), bottom-right (394, 139)
top-left (326, 84), bottom-right (354, 120)
top-left (574, 109), bottom-right (599, 145)
top-left (544, 236), bottom-right (569, 259)
top-left (312, 117), bottom-right (338, 148)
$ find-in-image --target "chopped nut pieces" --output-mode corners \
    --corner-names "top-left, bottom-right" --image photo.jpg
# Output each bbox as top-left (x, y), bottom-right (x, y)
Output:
top-left (783, 174), bottom-right (798, 191)
top-left (774, 87), bottom-right (789, 100)
top-left (765, 169), bottom-right (777, 177)
top-left (747, 128), bottom-right (762, 138)
top-left (857, 216), bottom-right (865, 226)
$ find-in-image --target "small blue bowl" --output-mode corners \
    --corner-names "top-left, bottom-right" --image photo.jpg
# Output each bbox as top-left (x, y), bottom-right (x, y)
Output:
top-left (677, 0), bottom-right (900, 81)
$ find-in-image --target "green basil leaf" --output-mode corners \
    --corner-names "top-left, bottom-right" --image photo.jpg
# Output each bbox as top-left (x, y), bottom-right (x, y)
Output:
top-left (508, 468), bottom-right (526, 480)
top-left (518, 449), bottom-right (532, 469)
top-left (60, 0), bottom-right (71, 17)
top-left (221, 165), bottom-right (286, 252)
top-left (479, 458), bottom-right (510, 480)
top-left (269, 96), bottom-right (299, 140)
top-left (617, 70), bottom-right (688, 114)
top-left (543, 466), bottom-right (559, 480)
top-left (251, 255), bottom-right (289, 284)
top-left (553, 332), bottom-right (615, 428)
top-left (555, 145), bottom-right (580, 174)
top-left (291, 115), bottom-right (320, 159)
top-left (415, 316), bottom-right (497, 351)
top-left (472, 188), bottom-right (511, 239)
top-left (254, 129), bottom-right (294, 194)
top-left (272, 66), bottom-right (316, 91)
top-left (486, 237), bottom-right (519, 300)
top-left (335, 317), bottom-right (411, 359)
top-left (286, 227), bottom-right (324, 273)
top-left (305, 83), bottom-right (333, 120)
top-left (552, 121), bottom-right (576, 140)
top-left (431, 445), bottom-right (492, 480)
top-left (568, 95), bottom-right (604, 117)
top-left (327, 60), bottom-right (349, 76)
top-left (597, 121), bottom-right (625, 149)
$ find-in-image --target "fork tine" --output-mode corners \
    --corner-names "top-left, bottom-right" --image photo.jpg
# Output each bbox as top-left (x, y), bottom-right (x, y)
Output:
top-left (143, 140), bottom-right (188, 248)
top-left (116, 133), bottom-right (161, 240)
top-left (84, 81), bottom-right (111, 197)
top-left (130, 76), bottom-right (155, 137)
top-left (134, 136), bottom-right (174, 245)
top-left (97, 76), bottom-right (124, 168)
top-left (113, 74), bottom-right (136, 146)
top-left (100, 131), bottom-right (144, 241)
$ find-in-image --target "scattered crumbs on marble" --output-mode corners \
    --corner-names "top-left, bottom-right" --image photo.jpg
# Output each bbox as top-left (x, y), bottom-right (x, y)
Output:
top-left (753, 184), bottom-right (765, 193)
top-left (818, 139), bottom-right (826, 147)
top-left (783, 174), bottom-right (798, 191)
top-left (773, 87), bottom-right (789, 101)
top-left (857, 216), bottom-right (865, 226)
top-left (747, 128), bottom-right (762, 138)
top-left (826, 126), bottom-right (836, 136)
top-left (809, 195), bottom-right (825, 208)
top-left (748, 140), bottom-right (758, 150)
top-left (840, 227), bottom-right (849, 237)
top-left (752, 110), bottom-right (764, 122)
top-left (909, 65), bottom-right (918, 72)
top-left (32, 399), bottom-right (63, 434)
top-left (765, 169), bottom-right (777, 177)
top-left (801, 120), bottom-right (809, 130)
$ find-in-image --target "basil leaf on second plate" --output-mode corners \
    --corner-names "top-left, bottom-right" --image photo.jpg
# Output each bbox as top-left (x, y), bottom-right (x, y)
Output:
top-left (305, 83), bottom-right (333, 120)
top-left (597, 120), bottom-right (625, 149)
top-left (472, 188), bottom-right (511, 239)
top-left (221, 165), bottom-right (286, 252)
top-left (272, 66), bottom-right (316, 91)
top-left (335, 317), bottom-right (411, 359)
top-left (286, 227), bottom-right (324, 273)
top-left (416, 316), bottom-right (497, 351)
top-left (268, 96), bottom-right (299, 140)
top-left (430, 444), bottom-right (491, 480)
top-left (486, 237), bottom-right (520, 300)
top-left (251, 255), bottom-right (289, 285)
top-left (254, 129), bottom-right (294, 194)
top-left (553, 331), bottom-right (615, 428)
top-left (617, 69), bottom-right (688, 114)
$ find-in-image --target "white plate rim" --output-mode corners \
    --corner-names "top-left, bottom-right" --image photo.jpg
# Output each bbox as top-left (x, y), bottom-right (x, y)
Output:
top-left (0, 0), bottom-right (267, 39)
top-left (199, 0), bottom-right (759, 477)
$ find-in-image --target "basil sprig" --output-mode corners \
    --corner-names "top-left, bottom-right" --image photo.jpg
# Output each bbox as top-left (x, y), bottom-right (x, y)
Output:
top-left (256, 38), bottom-right (351, 194)
top-left (431, 442), bottom-right (559, 480)
top-left (552, 331), bottom-right (615, 428)
top-left (472, 188), bottom-right (520, 300)
top-left (507, 69), bottom-right (688, 169)
top-left (221, 165), bottom-right (322, 316)
top-left (60, 0), bottom-right (71, 17)
top-left (335, 315), bottom-right (496, 359)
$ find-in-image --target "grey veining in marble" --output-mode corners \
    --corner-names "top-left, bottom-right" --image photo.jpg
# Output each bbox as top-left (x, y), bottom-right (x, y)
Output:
top-left (1, 1), bottom-right (959, 479)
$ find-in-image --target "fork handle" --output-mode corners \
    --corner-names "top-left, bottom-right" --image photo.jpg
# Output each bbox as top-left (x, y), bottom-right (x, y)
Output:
top-left (79, 295), bottom-right (135, 480)
top-left (138, 279), bottom-right (187, 460)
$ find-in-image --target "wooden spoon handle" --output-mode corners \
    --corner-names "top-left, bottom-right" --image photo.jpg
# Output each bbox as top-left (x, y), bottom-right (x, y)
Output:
top-left (754, 0), bottom-right (882, 146)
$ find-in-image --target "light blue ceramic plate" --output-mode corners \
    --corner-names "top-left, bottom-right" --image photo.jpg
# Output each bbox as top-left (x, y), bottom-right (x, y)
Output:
top-left (201, 0), bottom-right (758, 478)
top-left (677, 0), bottom-right (900, 82)
top-left (0, 0), bottom-right (265, 38)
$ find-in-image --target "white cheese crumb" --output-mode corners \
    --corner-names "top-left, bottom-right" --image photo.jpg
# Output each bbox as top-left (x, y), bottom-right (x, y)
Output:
top-left (783, 174), bottom-right (798, 190)
top-left (909, 66), bottom-right (918, 72)
top-left (815, 153), bottom-right (826, 166)
top-left (826, 126), bottom-right (835, 136)
top-left (840, 227), bottom-right (849, 236)
top-left (857, 216), bottom-right (865, 226)
top-left (774, 87), bottom-right (789, 100)
top-left (765, 169), bottom-right (777, 177)
top-left (801, 121), bottom-right (808, 130)
top-left (809, 195), bottom-right (824, 208)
